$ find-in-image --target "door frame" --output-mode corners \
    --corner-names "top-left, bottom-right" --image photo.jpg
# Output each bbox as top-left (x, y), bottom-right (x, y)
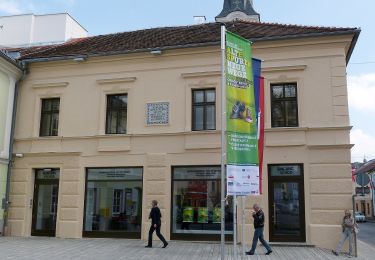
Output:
top-left (31, 170), bottom-right (60, 237)
top-left (268, 164), bottom-right (306, 242)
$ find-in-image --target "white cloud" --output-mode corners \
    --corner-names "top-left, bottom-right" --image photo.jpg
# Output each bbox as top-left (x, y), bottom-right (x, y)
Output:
top-left (0, 0), bottom-right (22, 14)
top-left (348, 73), bottom-right (375, 113)
top-left (351, 128), bottom-right (375, 162)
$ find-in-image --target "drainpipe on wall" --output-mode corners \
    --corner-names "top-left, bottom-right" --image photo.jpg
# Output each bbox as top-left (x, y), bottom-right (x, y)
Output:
top-left (2, 64), bottom-right (26, 236)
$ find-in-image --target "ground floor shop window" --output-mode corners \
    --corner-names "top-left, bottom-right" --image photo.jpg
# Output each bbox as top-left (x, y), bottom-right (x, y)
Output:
top-left (84, 168), bottom-right (142, 238)
top-left (172, 166), bottom-right (233, 239)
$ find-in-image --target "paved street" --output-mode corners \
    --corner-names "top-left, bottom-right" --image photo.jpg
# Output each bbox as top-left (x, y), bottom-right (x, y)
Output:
top-left (0, 237), bottom-right (373, 260)
top-left (358, 221), bottom-right (375, 247)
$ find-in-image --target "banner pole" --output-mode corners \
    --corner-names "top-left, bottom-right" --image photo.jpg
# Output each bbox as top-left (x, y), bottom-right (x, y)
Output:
top-left (233, 195), bottom-right (238, 260)
top-left (220, 24), bottom-right (226, 260)
top-left (241, 197), bottom-right (245, 258)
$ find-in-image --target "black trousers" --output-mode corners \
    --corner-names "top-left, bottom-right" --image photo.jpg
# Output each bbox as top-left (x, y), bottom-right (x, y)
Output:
top-left (148, 224), bottom-right (167, 246)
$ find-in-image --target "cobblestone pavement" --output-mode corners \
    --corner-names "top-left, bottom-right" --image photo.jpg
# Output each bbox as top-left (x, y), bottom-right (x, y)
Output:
top-left (0, 237), bottom-right (373, 259)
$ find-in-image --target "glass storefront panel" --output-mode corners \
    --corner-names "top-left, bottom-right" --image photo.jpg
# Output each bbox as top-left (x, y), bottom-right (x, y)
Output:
top-left (172, 166), bottom-right (233, 235)
top-left (84, 168), bottom-right (142, 236)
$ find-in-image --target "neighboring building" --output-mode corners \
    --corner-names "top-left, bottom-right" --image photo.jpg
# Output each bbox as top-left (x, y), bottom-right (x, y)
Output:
top-left (0, 51), bottom-right (22, 234)
top-left (0, 13), bottom-right (87, 48)
top-left (6, 0), bottom-right (360, 250)
top-left (352, 161), bottom-right (374, 218)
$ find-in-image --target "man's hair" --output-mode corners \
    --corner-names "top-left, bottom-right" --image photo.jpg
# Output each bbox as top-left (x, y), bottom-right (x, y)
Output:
top-left (152, 200), bottom-right (158, 206)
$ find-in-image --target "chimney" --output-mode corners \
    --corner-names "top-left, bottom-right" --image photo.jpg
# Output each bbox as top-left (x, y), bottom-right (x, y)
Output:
top-left (193, 16), bottom-right (206, 25)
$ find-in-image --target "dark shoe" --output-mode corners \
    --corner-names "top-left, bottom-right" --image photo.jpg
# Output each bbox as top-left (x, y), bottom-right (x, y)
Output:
top-left (332, 250), bottom-right (338, 256)
top-left (246, 251), bottom-right (254, 255)
top-left (162, 242), bottom-right (168, 248)
top-left (266, 250), bottom-right (272, 255)
top-left (145, 245), bottom-right (152, 248)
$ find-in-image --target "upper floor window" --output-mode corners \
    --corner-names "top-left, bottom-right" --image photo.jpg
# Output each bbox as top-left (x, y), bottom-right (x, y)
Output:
top-left (106, 94), bottom-right (128, 134)
top-left (192, 89), bottom-right (216, 131)
top-left (271, 83), bottom-right (298, 127)
top-left (40, 98), bottom-right (60, 137)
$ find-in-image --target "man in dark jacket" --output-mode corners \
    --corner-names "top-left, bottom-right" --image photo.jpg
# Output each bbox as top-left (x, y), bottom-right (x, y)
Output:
top-left (145, 200), bottom-right (168, 248)
top-left (246, 203), bottom-right (272, 255)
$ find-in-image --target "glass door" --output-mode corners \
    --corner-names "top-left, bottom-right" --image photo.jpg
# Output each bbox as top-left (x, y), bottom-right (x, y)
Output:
top-left (268, 165), bottom-right (305, 242)
top-left (32, 169), bottom-right (60, 236)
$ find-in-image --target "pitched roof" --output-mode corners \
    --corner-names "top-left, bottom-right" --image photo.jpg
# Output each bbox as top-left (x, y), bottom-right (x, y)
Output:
top-left (19, 21), bottom-right (359, 62)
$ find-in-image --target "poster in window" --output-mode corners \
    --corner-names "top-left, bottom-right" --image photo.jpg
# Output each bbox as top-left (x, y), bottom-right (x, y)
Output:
top-left (198, 207), bottom-right (208, 223)
top-left (183, 207), bottom-right (193, 223)
top-left (212, 207), bottom-right (221, 223)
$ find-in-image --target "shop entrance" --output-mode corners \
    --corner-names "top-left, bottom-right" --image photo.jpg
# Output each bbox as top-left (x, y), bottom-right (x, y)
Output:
top-left (31, 169), bottom-right (60, 237)
top-left (268, 164), bottom-right (306, 242)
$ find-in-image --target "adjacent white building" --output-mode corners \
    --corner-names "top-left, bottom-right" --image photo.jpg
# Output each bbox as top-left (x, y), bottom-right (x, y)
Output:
top-left (0, 13), bottom-right (87, 47)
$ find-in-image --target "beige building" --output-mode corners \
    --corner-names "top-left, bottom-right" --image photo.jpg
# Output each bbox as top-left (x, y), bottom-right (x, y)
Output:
top-left (6, 2), bottom-right (360, 250)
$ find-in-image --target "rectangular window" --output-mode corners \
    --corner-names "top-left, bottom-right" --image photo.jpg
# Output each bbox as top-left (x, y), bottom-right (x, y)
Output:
top-left (39, 98), bottom-right (60, 136)
top-left (192, 89), bottom-right (216, 131)
top-left (172, 166), bottom-right (233, 239)
top-left (106, 94), bottom-right (128, 134)
top-left (271, 83), bottom-right (298, 127)
top-left (84, 168), bottom-right (142, 238)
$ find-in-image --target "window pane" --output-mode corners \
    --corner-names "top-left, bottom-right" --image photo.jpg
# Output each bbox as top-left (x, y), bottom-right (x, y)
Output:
top-left (285, 101), bottom-right (298, 126)
top-left (193, 106), bottom-right (204, 130)
top-left (42, 99), bottom-right (52, 112)
top-left (40, 114), bottom-right (51, 136)
top-left (272, 86), bottom-right (284, 99)
top-left (271, 102), bottom-right (285, 127)
top-left (51, 113), bottom-right (59, 136)
top-left (285, 85), bottom-right (296, 98)
top-left (205, 105), bottom-right (215, 130)
top-left (106, 111), bottom-right (118, 134)
top-left (117, 109), bottom-right (127, 134)
top-left (51, 99), bottom-right (60, 111)
top-left (193, 91), bottom-right (204, 103)
top-left (206, 90), bottom-right (215, 103)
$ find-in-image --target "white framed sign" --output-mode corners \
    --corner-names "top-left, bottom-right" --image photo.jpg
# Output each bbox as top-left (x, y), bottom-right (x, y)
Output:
top-left (227, 165), bottom-right (260, 196)
top-left (146, 102), bottom-right (169, 125)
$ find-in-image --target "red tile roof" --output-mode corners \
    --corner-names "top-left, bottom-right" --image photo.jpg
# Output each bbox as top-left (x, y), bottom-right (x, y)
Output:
top-left (19, 21), bottom-right (359, 61)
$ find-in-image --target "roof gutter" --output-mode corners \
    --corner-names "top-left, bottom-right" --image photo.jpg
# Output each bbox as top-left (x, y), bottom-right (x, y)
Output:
top-left (0, 51), bottom-right (23, 70)
top-left (20, 29), bottom-right (361, 64)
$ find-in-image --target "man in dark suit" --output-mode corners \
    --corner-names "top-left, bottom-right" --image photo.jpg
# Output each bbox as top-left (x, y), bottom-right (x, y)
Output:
top-left (145, 200), bottom-right (168, 248)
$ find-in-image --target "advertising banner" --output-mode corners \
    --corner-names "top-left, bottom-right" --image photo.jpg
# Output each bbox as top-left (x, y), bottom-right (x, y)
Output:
top-left (225, 31), bottom-right (259, 196)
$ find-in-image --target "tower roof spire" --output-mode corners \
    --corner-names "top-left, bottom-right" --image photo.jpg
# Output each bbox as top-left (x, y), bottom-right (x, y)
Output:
top-left (216, 0), bottom-right (260, 23)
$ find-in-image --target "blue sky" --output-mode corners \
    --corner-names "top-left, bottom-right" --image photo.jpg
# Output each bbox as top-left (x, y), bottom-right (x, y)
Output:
top-left (1, 0), bottom-right (374, 162)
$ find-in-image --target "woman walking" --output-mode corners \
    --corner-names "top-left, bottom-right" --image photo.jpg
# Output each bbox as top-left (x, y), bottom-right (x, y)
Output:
top-left (332, 209), bottom-right (356, 258)
top-left (145, 200), bottom-right (168, 248)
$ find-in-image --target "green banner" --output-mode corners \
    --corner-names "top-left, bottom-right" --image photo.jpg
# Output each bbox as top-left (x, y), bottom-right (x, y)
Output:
top-left (226, 31), bottom-right (258, 166)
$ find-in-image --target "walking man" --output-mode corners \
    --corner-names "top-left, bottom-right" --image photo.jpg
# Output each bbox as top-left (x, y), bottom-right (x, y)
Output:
top-left (246, 203), bottom-right (272, 255)
top-left (332, 209), bottom-right (356, 257)
top-left (145, 200), bottom-right (168, 248)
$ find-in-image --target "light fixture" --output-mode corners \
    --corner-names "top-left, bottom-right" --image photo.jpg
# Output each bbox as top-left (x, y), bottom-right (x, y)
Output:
top-left (150, 50), bottom-right (162, 55)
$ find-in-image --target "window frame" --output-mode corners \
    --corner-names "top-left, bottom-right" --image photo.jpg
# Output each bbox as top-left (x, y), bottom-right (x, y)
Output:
top-left (192, 88), bottom-right (216, 131)
top-left (270, 83), bottom-right (299, 128)
top-left (105, 94), bottom-right (128, 134)
top-left (39, 98), bottom-right (60, 137)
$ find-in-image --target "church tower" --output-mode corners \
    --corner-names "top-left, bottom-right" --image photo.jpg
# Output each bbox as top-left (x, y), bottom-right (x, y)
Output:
top-left (216, 0), bottom-right (260, 23)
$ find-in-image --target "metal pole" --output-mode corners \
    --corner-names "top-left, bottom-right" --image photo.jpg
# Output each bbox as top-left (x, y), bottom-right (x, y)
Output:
top-left (241, 197), bottom-right (245, 258)
top-left (233, 195), bottom-right (238, 260)
top-left (220, 24), bottom-right (226, 260)
top-left (352, 195), bottom-right (358, 257)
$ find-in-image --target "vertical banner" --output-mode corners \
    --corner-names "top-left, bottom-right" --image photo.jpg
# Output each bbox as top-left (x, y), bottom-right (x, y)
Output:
top-left (225, 31), bottom-right (259, 196)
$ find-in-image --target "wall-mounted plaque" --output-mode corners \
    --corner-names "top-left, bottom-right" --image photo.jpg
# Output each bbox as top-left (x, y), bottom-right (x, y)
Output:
top-left (146, 102), bottom-right (169, 125)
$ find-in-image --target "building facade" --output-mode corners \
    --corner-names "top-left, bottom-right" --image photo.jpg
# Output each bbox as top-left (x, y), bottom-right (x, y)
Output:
top-left (0, 51), bottom-right (22, 234)
top-left (6, 3), bottom-right (359, 250)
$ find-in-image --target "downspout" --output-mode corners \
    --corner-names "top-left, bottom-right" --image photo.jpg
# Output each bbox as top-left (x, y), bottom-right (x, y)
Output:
top-left (2, 63), bottom-right (26, 236)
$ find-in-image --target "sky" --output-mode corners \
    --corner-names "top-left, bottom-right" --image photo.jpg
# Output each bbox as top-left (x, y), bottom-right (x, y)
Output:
top-left (1, 0), bottom-right (374, 162)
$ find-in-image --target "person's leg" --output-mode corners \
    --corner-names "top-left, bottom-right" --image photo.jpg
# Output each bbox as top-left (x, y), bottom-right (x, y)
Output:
top-left (335, 230), bottom-right (349, 253)
top-left (156, 224), bottom-right (168, 246)
top-left (248, 228), bottom-right (261, 254)
top-left (147, 225), bottom-right (155, 247)
top-left (348, 231), bottom-right (353, 256)
top-left (258, 227), bottom-right (272, 253)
